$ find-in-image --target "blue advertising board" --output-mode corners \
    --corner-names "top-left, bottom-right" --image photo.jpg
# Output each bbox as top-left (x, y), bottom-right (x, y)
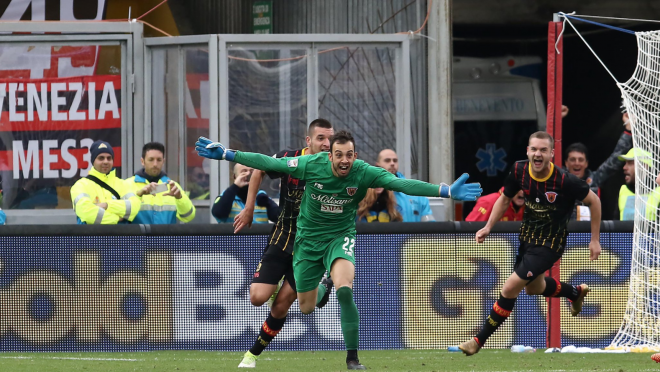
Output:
top-left (0, 230), bottom-right (633, 351)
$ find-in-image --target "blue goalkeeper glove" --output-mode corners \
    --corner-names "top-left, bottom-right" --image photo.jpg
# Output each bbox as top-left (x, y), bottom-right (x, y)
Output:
top-left (195, 137), bottom-right (235, 161)
top-left (439, 173), bottom-right (482, 201)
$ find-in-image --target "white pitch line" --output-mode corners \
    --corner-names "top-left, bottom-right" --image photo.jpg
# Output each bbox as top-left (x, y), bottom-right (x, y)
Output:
top-left (0, 356), bottom-right (141, 362)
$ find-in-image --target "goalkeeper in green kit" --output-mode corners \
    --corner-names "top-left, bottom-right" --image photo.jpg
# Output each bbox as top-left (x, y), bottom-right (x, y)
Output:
top-left (196, 130), bottom-right (482, 370)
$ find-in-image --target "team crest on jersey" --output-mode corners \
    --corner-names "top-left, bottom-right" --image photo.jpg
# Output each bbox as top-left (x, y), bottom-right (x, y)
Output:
top-left (346, 187), bottom-right (358, 196)
top-left (545, 191), bottom-right (558, 203)
top-left (287, 159), bottom-right (298, 168)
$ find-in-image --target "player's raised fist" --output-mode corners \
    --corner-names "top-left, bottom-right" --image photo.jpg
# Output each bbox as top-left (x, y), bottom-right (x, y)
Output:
top-left (475, 226), bottom-right (490, 243)
top-left (589, 241), bottom-right (601, 261)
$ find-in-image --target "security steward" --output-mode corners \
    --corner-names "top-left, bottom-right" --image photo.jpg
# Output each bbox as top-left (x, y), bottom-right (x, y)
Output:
top-left (71, 140), bottom-right (140, 224)
top-left (126, 142), bottom-right (195, 224)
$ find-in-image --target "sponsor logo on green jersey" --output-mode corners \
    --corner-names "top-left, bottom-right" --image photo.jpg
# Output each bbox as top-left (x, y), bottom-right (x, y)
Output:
top-left (310, 193), bottom-right (352, 205)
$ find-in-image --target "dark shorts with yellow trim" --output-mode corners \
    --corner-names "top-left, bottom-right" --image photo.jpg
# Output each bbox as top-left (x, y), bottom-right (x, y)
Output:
top-left (513, 242), bottom-right (563, 281)
top-left (252, 238), bottom-right (296, 292)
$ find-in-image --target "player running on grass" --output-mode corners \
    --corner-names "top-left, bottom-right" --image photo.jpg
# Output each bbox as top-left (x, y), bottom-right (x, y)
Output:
top-left (197, 130), bottom-right (482, 370)
top-left (233, 119), bottom-right (336, 368)
top-left (459, 131), bottom-right (602, 356)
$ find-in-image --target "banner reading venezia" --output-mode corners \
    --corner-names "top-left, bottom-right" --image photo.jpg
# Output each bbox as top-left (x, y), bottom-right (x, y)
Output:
top-left (0, 75), bottom-right (121, 209)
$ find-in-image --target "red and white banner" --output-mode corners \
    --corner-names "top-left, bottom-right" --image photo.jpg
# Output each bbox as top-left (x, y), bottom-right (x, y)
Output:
top-left (0, 75), bottom-right (121, 179)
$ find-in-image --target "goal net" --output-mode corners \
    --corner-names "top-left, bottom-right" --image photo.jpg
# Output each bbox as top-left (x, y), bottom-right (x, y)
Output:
top-left (609, 30), bottom-right (660, 351)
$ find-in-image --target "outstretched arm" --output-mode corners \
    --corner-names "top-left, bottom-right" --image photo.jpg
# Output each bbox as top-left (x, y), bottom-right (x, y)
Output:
top-left (233, 152), bottom-right (304, 176)
top-left (369, 166), bottom-right (482, 201)
top-left (195, 137), bottom-right (305, 176)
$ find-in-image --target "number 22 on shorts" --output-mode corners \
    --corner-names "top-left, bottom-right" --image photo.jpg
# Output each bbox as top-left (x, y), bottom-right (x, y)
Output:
top-left (342, 237), bottom-right (355, 256)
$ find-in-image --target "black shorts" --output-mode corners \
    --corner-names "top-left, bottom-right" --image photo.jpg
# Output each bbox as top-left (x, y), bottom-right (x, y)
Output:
top-left (513, 242), bottom-right (563, 281)
top-left (252, 243), bottom-right (296, 292)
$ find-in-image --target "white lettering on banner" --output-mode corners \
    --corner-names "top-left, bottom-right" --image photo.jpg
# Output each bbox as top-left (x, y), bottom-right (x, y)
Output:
top-left (173, 253), bottom-right (342, 342)
top-left (59, 0), bottom-right (107, 21)
top-left (12, 138), bottom-right (94, 179)
top-left (27, 83), bottom-right (47, 121)
top-left (1, 0), bottom-right (107, 22)
top-left (9, 83), bottom-right (25, 121)
top-left (60, 139), bottom-right (78, 178)
top-left (42, 139), bottom-right (58, 179)
top-left (98, 81), bottom-right (119, 119)
top-left (13, 140), bottom-right (39, 179)
top-left (88, 82), bottom-right (96, 120)
top-left (79, 138), bottom-right (94, 177)
top-left (0, 80), bottom-right (118, 121)
top-left (0, 0), bottom-right (46, 21)
top-left (51, 83), bottom-right (67, 121)
top-left (0, 46), bottom-right (51, 78)
top-left (68, 82), bottom-right (85, 120)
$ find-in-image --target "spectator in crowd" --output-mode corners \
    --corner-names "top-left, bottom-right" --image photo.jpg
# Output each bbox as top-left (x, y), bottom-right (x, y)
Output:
top-left (126, 142), bottom-right (196, 224)
top-left (187, 165), bottom-right (211, 200)
top-left (70, 140), bottom-right (140, 224)
top-left (466, 188), bottom-right (525, 222)
top-left (562, 105), bottom-right (634, 220)
top-left (589, 103), bottom-right (634, 184)
top-left (357, 187), bottom-right (403, 223)
top-left (564, 143), bottom-right (598, 220)
top-left (564, 143), bottom-right (598, 194)
top-left (376, 149), bottom-right (435, 222)
top-left (212, 163), bottom-right (280, 223)
top-left (617, 148), bottom-right (660, 221)
top-left (564, 119), bottom-right (632, 191)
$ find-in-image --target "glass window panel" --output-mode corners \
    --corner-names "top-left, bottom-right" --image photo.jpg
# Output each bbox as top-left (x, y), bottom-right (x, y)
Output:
top-left (227, 48), bottom-right (307, 197)
top-left (150, 47), bottom-right (180, 181)
top-left (318, 47), bottom-right (397, 166)
top-left (184, 47), bottom-right (211, 201)
top-left (150, 46), bottom-right (211, 201)
top-left (0, 44), bottom-right (122, 210)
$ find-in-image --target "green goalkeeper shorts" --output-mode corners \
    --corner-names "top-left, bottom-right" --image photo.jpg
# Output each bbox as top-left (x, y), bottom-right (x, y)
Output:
top-left (292, 233), bottom-right (356, 293)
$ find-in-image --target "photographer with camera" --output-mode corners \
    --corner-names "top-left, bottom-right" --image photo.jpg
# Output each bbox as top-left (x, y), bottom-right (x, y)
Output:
top-left (127, 142), bottom-right (196, 224)
top-left (212, 163), bottom-right (280, 223)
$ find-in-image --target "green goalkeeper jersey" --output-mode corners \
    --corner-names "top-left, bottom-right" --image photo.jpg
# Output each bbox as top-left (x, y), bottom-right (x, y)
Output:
top-left (233, 151), bottom-right (440, 241)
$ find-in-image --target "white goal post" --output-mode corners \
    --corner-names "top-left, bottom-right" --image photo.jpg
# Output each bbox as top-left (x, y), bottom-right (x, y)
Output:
top-left (609, 30), bottom-right (660, 351)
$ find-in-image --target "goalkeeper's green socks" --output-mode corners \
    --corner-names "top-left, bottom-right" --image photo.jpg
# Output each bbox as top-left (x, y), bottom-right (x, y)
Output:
top-left (317, 283), bottom-right (328, 304)
top-left (336, 286), bottom-right (360, 356)
top-left (475, 293), bottom-right (516, 346)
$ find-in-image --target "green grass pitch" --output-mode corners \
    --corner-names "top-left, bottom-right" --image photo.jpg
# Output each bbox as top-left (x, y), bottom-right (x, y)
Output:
top-left (0, 349), bottom-right (654, 371)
